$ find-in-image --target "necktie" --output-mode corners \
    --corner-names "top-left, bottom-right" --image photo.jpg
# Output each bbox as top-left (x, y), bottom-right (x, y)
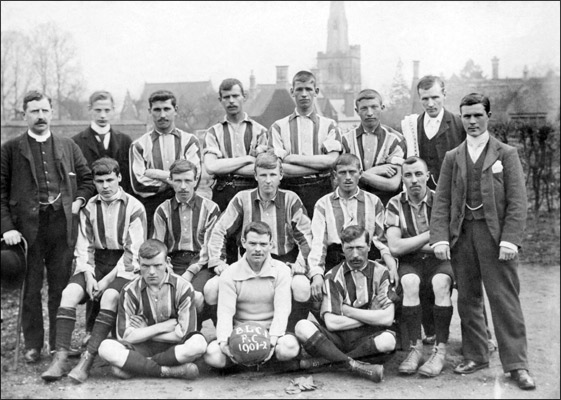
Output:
top-left (425, 119), bottom-right (439, 140)
top-left (352, 269), bottom-right (369, 308)
top-left (96, 133), bottom-right (109, 150)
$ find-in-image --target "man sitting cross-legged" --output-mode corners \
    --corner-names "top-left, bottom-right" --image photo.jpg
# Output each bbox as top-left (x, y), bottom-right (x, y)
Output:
top-left (98, 239), bottom-right (207, 380)
top-left (41, 157), bottom-right (146, 383)
top-left (294, 225), bottom-right (397, 383)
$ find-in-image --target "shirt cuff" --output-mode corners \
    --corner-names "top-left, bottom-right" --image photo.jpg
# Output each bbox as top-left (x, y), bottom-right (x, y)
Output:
top-left (76, 197), bottom-right (87, 208)
top-left (431, 241), bottom-right (449, 249)
top-left (308, 266), bottom-right (324, 280)
top-left (499, 241), bottom-right (518, 252)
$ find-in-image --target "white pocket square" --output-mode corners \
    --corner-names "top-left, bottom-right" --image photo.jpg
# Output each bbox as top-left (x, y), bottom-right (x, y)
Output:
top-left (491, 160), bottom-right (503, 173)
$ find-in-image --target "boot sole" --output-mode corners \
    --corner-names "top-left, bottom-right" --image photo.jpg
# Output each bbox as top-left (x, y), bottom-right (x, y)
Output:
top-left (41, 373), bottom-right (66, 382)
top-left (68, 372), bottom-right (87, 384)
top-left (418, 369), bottom-right (440, 377)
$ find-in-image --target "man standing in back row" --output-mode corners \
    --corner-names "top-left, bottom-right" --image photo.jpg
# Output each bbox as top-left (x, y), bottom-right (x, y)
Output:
top-left (268, 70), bottom-right (342, 217)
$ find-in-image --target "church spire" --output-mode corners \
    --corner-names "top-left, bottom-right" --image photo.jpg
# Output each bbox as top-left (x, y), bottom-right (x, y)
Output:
top-left (327, 1), bottom-right (349, 53)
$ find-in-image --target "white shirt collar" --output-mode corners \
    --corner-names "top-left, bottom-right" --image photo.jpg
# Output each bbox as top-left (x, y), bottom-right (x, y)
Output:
top-left (27, 130), bottom-right (52, 142)
top-left (91, 122), bottom-right (111, 135)
top-left (466, 130), bottom-right (490, 149)
top-left (423, 108), bottom-right (444, 125)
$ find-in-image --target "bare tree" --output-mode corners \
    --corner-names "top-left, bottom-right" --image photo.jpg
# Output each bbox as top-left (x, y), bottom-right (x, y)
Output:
top-left (30, 22), bottom-right (85, 119)
top-left (1, 31), bottom-right (34, 121)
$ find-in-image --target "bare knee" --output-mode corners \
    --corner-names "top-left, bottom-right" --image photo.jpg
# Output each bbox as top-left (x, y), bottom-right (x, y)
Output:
top-left (203, 277), bottom-right (220, 306)
top-left (59, 283), bottom-right (85, 308)
top-left (176, 334), bottom-right (208, 363)
top-left (294, 319), bottom-right (318, 342)
top-left (204, 340), bottom-right (227, 368)
top-left (374, 332), bottom-right (396, 353)
top-left (194, 291), bottom-right (205, 314)
top-left (401, 274), bottom-right (420, 305)
top-left (275, 335), bottom-right (300, 361)
top-left (432, 274), bottom-right (452, 304)
top-left (98, 339), bottom-right (124, 365)
top-left (99, 289), bottom-right (120, 310)
top-left (291, 275), bottom-right (311, 302)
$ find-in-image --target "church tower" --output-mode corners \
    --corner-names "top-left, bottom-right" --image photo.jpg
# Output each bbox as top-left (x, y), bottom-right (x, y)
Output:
top-left (316, 1), bottom-right (361, 99)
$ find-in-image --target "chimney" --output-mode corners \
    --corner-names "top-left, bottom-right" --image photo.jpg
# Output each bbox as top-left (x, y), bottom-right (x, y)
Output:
top-left (249, 70), bottom-right (256, 98)
top-left (276, 65), bottom-right (289, 87)
top-left (344, 90), bottom-right (355, 117)
top-left (523, 65), bottom-right (529, 80)
top-left (413, 60), bottom-right (420, 81)
top-left (491, 57), bottom-right (499, 80)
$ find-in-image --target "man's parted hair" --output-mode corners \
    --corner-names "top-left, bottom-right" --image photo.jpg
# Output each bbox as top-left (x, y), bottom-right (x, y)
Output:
top-left (92, 157), bottom-right (120, 176)
top-left (340, 225), bottom-right (370, 245)
top-left (148, 90), bottom-right (177, 108)
top-left (138, 239), bottom-right (168, 260)
top-left (292, 70), bottom-right (316, 87)
top-left (460, 93), bottom-right (491, 114)
top-left (89, 90), bottom-right (114, 107)
top-left (402, 156), bottom-right (428, 171)
top-left (243, 221), bottom-right (272, 240)
top-left (416, 75), bottom-right (445, 94)
top-left (333, 153), bottom-right (362, 172)
top-left (355, 89), bottom-right (383, 108)
top-left (219, 78), bottom-right (245, 98)
top-left (23, 90), bottom-right (52, 111)
top-left (169, 159), bottom-right (198, 180)
top-left (255, 149), bottom-right (282, 173)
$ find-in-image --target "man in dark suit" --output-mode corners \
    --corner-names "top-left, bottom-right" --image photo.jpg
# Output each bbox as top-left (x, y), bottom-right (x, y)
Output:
top-left (72, 91), bottom-right (133, 194)
top-left (1, 90), bottom-right (94, 363)
top-left (72, 90), bottom-right (133, 340)
top-left (430, 93), bottom-right (535, 390)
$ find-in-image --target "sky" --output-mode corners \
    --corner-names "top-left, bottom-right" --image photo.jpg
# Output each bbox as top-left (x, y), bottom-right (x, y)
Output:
top-left (2, 1), bottom-right (560, 111)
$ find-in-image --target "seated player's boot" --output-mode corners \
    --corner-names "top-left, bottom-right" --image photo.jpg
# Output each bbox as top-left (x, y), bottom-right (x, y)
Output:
top-left (348, 359), bottom-right (384, 383)
top-left (418, 343), bottom-right (447, 377)
top-left (300, 357), bottom-right (331, 369)
top-left (160, 363), bottom-right (199, 380)
top-left (41, 350), bottom-right (71, 381)
top-left (398, 340), bottom-right (423, 375)
top-left (111, 366), bottom-right (134, 380)
top-left (68, 351), bottom-right (95, 383)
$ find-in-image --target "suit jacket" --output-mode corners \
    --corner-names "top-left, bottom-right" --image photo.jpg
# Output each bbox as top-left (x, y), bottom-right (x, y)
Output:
top-left (417, 109), bottom-right (466, 184)
top-left (72, 127), bottom-right (133, 194)
top-left (430, 135), bottom-right (527, 248)
top-left (1, 132), bottom-right (95, 247)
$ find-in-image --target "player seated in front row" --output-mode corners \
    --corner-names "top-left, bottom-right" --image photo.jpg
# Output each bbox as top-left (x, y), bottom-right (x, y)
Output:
top-left (294, 225), bottom-right (397, 383)
top-left (204, 221), bottom-right (300, 369)
top-left (98, 239), bottom-right (207, 380)
top-left (41, 157), bottom-right (147, 383)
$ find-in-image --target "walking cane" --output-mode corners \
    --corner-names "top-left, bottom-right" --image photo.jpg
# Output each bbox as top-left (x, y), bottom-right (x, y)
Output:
top-left (14, 237), bottom-right (28, 369)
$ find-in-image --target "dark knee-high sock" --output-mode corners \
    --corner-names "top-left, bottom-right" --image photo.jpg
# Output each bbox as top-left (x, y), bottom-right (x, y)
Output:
top-left (346, 337), bottom-right (380, 359)
top-left (402, 305), bottom-right (422, 345)
top-left (421, 286), bottom-right (435, 336)
top-left (433, 305), bottom-right (453, 345)
top-left (286, 299), bottom-right (310, 333)
top-left (122, 350), bottom-right (162, 377)
top-left (151, 345), bottom-right (180, 367)
top-left (87, 309), bottom-right (117, 355)
top-left (303, 331), bottom-right (349, 364)
top-left (55, 307), bottom-right (76, 351)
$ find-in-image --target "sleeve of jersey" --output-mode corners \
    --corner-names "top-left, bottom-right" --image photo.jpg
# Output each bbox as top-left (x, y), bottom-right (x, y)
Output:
top-left (290, 197), bottom-right (312, 260)
top-left (116, 285), bottom-right (136, 341)
top-left (321, 124), bottom-right (344, 154)
top-left (370, 267), bottom-right (393, 310)
top-left (176, 281), bottom-right (197, 339)
top-left (188, 203), bottom-right (221, 275)
top-left (308, 201), bottom-right (329, 278)
top-left (320, 277), bottom-right (343, 319)
top-left (129, 140), bottom-right (161, 196)
top-left (216, 273), bottom-right (237, 343)
top-left (371, 198), bottom-right (391, 257)
top-left (207, 197), bottom-right (244, 268)
top-left (386, 134), bottom-right (406, 164)
top-left (203, 127), bottom-right (223, 158)
top-left (118, 205), bottom-right (147, 279)
top-left (384, 197), bottom-right (401, 229)
top-left (152, 204), bottom-right (167, 242)
top-left (268, 123), bottom-right (289, 159)
top-left (73, 207), bottom-right (96, 276)
top-left (183, 135), bottom-right (202, 179)
top-left (269, 265), bottom-right (292, 338)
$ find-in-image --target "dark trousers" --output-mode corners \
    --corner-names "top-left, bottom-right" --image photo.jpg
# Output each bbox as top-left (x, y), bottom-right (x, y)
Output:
top-left (452, 219), bottom-right (528, 372)
top-left (140, 188), bottom-right (175, 237)
top-left (281, 175), bottom-right (333, 218)
top-left (22, 208), bottom-right (73, 351)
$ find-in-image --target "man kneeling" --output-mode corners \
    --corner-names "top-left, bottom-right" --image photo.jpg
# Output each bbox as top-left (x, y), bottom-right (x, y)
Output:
top-left (98, 239), bottom-right (207, 380)
top-left (204, 221), bottom-right (300, 368)
top-left (295, 225), bottom-right (397, 382)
